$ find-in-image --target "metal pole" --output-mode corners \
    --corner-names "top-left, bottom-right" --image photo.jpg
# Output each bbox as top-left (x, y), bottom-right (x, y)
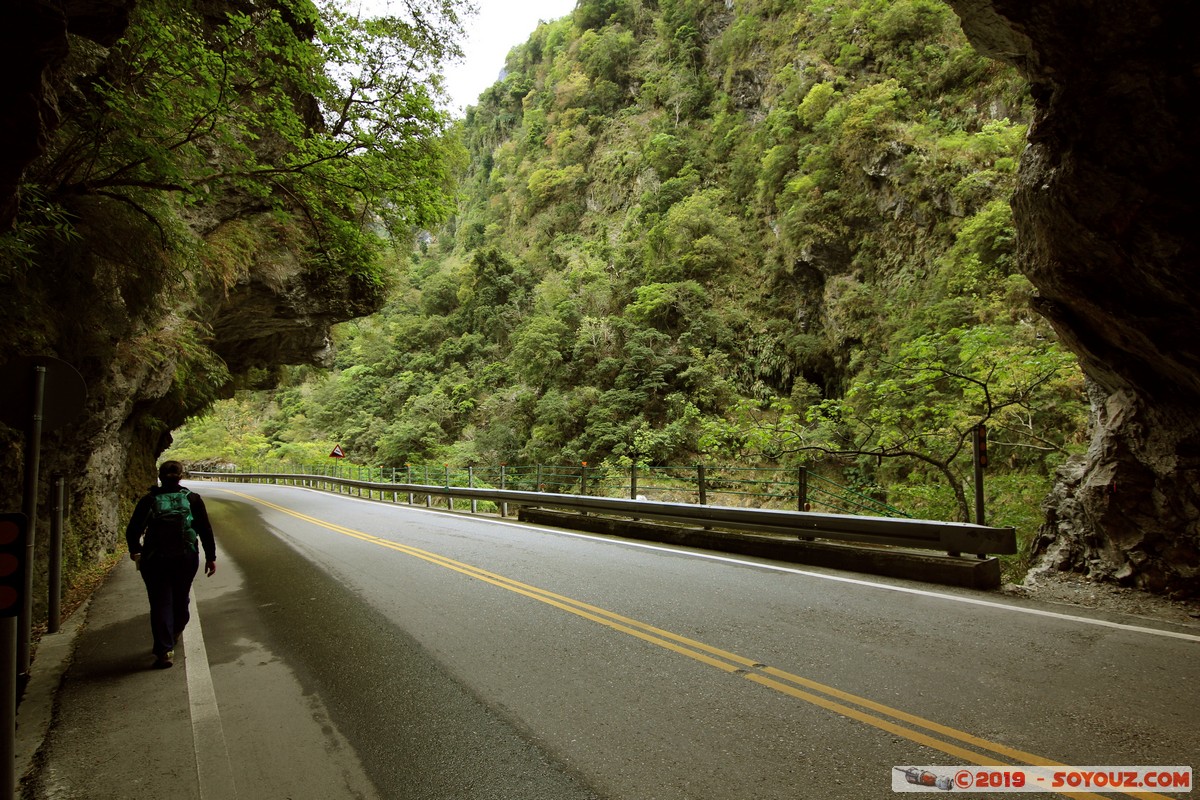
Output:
top-left (974, 424), bottom-right (986, 526)
top-left (18, 366), bottom-right (46, 674)
top-left (469, 467), bottom-right (477, 514)
top-left (48, 476), bottom-right (64, 634)
top-left (0, 617), bottom-right (15, 800)
top-left (798, 468), bottom-right (808, 512)
top-left (697, 464), bottom-right (707, 506)
top-left (630, 463), bottom-right (637, 500)
top-left (973, 424), bottom-right (987, 558)
top-left (500, 465), bottom-right (508, 517)
top-left (974, 455), bottom-right (985, 526)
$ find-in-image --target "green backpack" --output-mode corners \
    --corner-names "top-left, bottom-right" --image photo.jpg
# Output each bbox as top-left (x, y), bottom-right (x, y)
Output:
top-left (145, 489), bottom-right (199, 558)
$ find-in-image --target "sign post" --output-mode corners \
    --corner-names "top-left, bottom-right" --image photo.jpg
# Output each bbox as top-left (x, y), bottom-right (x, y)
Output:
top-left (0, 515), bottom-right (27, 800)
top-left (0, 357), bottom-right (84, 800)
top-left (17, 365), bottom-right (44, 678)
top-left (329, 445), bottom-right (345, 480)
top-left (0, 357), bottom-right (86, 673)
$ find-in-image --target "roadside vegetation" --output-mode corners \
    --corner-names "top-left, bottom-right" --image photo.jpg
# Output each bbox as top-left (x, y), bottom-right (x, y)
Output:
top-left (167, 0), bottom-right (1089, 581)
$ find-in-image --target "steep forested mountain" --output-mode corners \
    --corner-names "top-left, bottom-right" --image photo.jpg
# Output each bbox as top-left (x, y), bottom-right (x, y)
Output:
top-left (171, 0), bottom-right (1088, 563)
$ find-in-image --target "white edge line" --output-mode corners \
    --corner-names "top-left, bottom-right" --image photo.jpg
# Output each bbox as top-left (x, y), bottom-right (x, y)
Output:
top-left (182, 596), bottom-right (239, 799)
top-left (211, 483), bottom-right (1200, 645)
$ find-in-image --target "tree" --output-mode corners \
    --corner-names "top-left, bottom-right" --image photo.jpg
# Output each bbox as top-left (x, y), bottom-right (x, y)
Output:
top-left (511, 315), bottom-right (572, 388)
top-left (27, 0), bottom-right (467, 287)
top-left (756, 326), bottom-right (1083, 522)
top-left (643, 189), bottom-right (742, 281)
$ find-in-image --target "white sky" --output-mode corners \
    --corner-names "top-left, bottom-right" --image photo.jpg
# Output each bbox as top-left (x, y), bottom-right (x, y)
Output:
top-left (443, 0), bottom-right (578, 114)
top-left (345, 0), bottom-right (578, 116)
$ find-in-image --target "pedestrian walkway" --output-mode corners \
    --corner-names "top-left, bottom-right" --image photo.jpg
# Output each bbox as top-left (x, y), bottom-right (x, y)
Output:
top-left (15, 553), bottom-right (379, 800)
top-left (16, 558), bottom-right (207, 799)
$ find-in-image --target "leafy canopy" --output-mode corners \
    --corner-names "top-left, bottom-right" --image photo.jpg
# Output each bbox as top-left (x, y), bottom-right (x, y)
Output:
top-left (27, 0), bottom-right (468, 286)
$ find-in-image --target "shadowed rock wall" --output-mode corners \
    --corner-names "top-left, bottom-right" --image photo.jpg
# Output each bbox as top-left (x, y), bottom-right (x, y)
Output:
top-left (948, 0), bottom-right (1200, 594)
top-left (0, 0), bottom-right (383, 617)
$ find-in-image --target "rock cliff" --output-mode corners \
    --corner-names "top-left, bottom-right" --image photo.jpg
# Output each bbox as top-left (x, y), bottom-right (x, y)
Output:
top-left (948, 0), bottom-right (1199, 594)
top-left (0, 0), bottom-right (385, 614)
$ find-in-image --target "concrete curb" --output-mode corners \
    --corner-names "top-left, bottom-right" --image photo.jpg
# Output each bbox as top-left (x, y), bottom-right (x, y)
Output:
top-left (518, 508), bottom-right (1003, 589)
top-left (15, 596), bottom-right (91, 782)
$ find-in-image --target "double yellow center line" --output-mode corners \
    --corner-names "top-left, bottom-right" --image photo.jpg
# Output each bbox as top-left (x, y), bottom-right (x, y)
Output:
top-left (226, 490), bottom-right (1173, 799)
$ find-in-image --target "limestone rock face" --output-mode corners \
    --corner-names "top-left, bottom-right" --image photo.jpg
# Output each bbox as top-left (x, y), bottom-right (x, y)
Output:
top-left (0, 1), bottom-right (382, 602)
top-left (948, 0), bottom-right (1200, 594)
top-left (202, 215), bottom-right (382, 374)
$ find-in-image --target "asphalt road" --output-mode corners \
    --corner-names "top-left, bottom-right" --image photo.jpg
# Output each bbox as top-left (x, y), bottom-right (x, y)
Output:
top-left (196, 482), bottom-right (1200, 799)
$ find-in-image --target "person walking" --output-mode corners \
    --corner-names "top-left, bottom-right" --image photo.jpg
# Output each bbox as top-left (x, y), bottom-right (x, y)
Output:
top-left (124, 460), bottom-right (217, 669)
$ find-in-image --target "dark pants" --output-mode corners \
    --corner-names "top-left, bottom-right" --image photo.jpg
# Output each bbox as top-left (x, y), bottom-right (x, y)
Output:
top-left (139, 552), bottom-right (199, 657)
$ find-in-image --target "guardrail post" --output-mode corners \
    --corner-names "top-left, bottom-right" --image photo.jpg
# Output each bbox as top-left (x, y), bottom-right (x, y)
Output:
top-left (580, 462), bottom-right (588, 496)
top-left (973, 423), bottom-right (987, 527)
top-left (469, 467), bottom-right (477, 514)
top-left (973, 423), bottom-right (987, 558)
top-left (500, 465), bottom-right (508, 517)
top-left (798, 468), bottom-right (815, 539)
top-left (697, 464), bottom-right (707, 505)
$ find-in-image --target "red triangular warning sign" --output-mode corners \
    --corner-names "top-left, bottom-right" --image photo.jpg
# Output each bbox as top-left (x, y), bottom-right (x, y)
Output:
top-left (330, 445), bottom-right (345, 458)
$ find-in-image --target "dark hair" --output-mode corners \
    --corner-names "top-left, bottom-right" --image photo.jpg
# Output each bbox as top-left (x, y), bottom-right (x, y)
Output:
top-left (158, 460), bottom-right (185, 485)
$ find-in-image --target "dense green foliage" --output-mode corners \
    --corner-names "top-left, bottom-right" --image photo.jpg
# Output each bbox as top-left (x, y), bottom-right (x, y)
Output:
top-left (58, 0), bottom-right (461, 261)
top-left (2, 0), bottom-right (466, 354)
top-left (169, 0), bottom-right (1089, 550)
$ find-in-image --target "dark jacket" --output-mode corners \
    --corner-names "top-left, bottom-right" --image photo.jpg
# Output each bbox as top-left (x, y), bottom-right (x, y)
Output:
top-left (125, 486), bottom-right (217, 563)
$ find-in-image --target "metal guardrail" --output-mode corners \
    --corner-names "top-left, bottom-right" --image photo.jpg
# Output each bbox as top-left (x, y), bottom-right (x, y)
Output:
top-left (193, 471), bottom-right (1017, 558)
top-left (256, 461), bottom-right (911, 518)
